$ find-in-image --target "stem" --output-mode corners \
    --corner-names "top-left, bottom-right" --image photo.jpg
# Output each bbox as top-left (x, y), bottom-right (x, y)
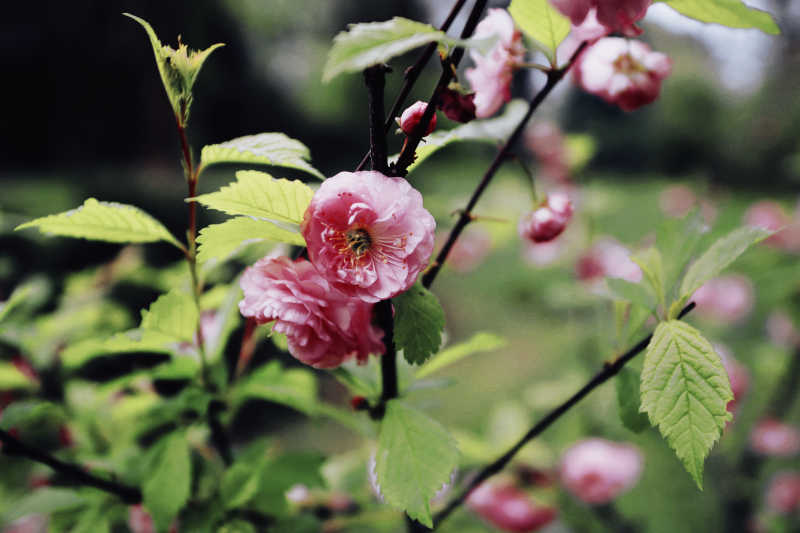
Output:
top-left (421, 42), bottom-right (587, 289)
top-left (0, 429), bottom-right (142, 503)
top-left (391, 0), bottom-right (488, 177)
top-left (377, 300), bottom-right (398, 405)
top-left (355, 0), bottom-right (469, 172)
top-left (415, 303), bottom-right (696, 532)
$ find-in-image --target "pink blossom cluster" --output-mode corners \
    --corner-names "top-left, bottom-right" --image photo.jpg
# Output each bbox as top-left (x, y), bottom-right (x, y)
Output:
top-left (551, 0), bottom-right (652, 38)
top-left (744, 200), bottom-right (800, 253)
top-left (692, 275), bottom-right (754, 324)
top-left (559, 438), bottom-right (643, 504)
top-left (750, 419), bottom-right (800, 457)
top-left (239, 171), bottom-right (435, 369)
top-left (467, 480), bottom-right (557, 532)
top-left (518, 192), bottom-right (574, 244)
top-left (465, 9), bottom-right (526, 119)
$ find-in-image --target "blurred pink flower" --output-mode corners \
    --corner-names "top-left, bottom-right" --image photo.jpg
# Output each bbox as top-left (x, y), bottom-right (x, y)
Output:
top-left (576, 239), bottom-right (643, 283)
top-left (524, 239), bottom-right (566, 266)
top-left (751, 419), bottom-right (800, 457)
top-left (716, 344), bottom-right (749, 416)
top-left (239, 256), bottom-right (385, 368)
top-left (560, 438), bottom-right (643, 504)
top-left (551, 0), bottom-right (652, 37)
top-left (467, 481), bottom-right (557, 532)
top-left (301, 171), bottom-right (436, 302)
top-left (766, 311), bottom-right (800, 348)
top-left (438, 87), bottom-right (477, 123)
top-left (574, 38), bottom-right (672, 112)
top-left (2, 515), bottom-right (48, 533)
top-left (744, 200), bottom-right (800, 253)
top-left (765, 472), bottom-right (800, 514)
top-left (519, 193), bottom-right (574, 244)
top-left (692, 275), bottom-right (754, 324)
top-left (525, 122), bottom-right (570, 183)
top-left (435, 226), bottom-right (492, 273)
top-left (398, 101), bottom-right (436, 136)
top-left (465, 9), bottom-right (526, 118)
top-left (659, 185), bottom-right (696, 218)
top-left (127, 506), bottom-right (178, 533)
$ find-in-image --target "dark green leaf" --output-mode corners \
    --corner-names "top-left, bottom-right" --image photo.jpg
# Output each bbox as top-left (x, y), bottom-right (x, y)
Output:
top-left (394, 284), bottom-right (445, 365)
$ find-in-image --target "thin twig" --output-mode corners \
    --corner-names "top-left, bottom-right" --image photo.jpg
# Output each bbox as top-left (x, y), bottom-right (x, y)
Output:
top-left (0, 429), bottom-right (142, 503)
top-left (414, 303), bottom-right (696, 532)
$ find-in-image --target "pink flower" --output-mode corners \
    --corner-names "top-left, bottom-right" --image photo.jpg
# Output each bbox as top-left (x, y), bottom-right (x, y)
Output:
top-left (398, 101), bottom-right (436, 136)
top-left (692, 275), bottom-right (754, 324)
top-left (751, 419), bottom-right (800, 457)
top-left (465, 9), bottom-right (526, 118)
top-left (744, 201), bottom-right (800, 252)
top-left (239, 256), bottom-right (385, 368)
top-left (659, 185), bottom-right (696, 218)
top-left (2, 514), bottom-right (48, 533)
top-left (301, 171), bottom-right (436, 302)
top-left (438, 87), bottom-right (477, 123)
top-left (435, 226), bottom-right (492, 273)
top-left (525, 122), bottom-right (570, 183)
top-left (519, 193), bottom-right (574, 244)
top-left (576, 238), bottom-right (643, 283)
top-left (766, 311), bottom-right (800, 348)
top-left (716, 344), bottom-right (749, 416)
top-left (467, 481), bottom-right (557, 532)
top-left (550, 0), bottom-right (652, 37)
top-left (560, 438), bottom-right (643, 504)
top-left (574, 38), bottom-right (672, 112)
top-left (765, 472), bottom-right (800, 514)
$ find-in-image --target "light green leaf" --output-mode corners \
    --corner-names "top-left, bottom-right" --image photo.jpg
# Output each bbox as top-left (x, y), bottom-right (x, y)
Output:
top-left (631, 248), bottom-right (665, 309)
top-left (0, 361), bottom-right (36, 390)
top-left (60, 330), bottom-right (176, 370)
top-left (677, 225), bottom-right (772, 311)
top-left (199, 133), bottom-right (324, 180)
top-left (204, 282), bottom-right (244, 365)
top-left (0, 285), bottom-right (33, 324)
top-left (143, 432), bottom-right (192, 532)
top-left (392, 100), bottom-right (528, 173)
top-left (251, 452), bottom-right (326, 516)
top-left (606, 278), bottom-right (657, 312)
top-left (140, 290), bottom-right (198, 343)
top-left (509, 0), bottom-right (571, 63)
top-left (376, 400), bottom-right (459, 527)
top-left (640, 320), bottom-right (732, 488)
top-left (196, 217), bottom-right (305, 264)
top-left (221, 460), bottom-right (265, 509)
top-left (322, 17), bottom-right (485, 82)
top-left (2, 488), bottom-right (86, 524)
top-left (15, 198), bottom-right (183, 250)
top-left (616, 366), bottom-right (649, 433)
top-left (234, 361), bottom-right (318, 416)
top-left (394, 284), bottom-right (445, 365)
top-left (190, 170), bottom-right (314, 225)
top-left (662, 0), bottom-right (779, 35)
top-left (656, 212), bottom-right (706, 297)
top-left (416, 332), bottom-right (506, 379)
top-left (124, 13), bottom-right (224, 123)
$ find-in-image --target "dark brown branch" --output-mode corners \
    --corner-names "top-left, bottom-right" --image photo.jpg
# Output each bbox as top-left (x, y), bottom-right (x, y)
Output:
top-left (414, 303), bottom-right (696, 532)
top-left (0, 428), bottom-right (142, 503)
top-left (355, 0), bottom-right (469, 171)
top-left (421, 42), bottom-right (588, 289)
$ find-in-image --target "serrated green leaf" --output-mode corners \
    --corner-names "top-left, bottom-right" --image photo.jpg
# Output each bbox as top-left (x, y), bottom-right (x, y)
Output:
top-left (2, 488), bottom-right (86, 524)
top-left (124, 13), bottom-right (224, 123)
top-left (322, 17), bottom-right (486, 82)
top-left (509, 0), bottom-right (571, 63)
top-left (416, 332), bottom-right (506, 378)
top-left (198, 133), bottom-right (324, 180)
top-left (677, 225), bottom-right (772, 312)
top-left (662, 0), bottom-right (779, 35)
top-left (140, 290), bottom-right (198, 343)
top-left (606, 278), bottom-right (657, 312)
top-left (143, 432), bottom-right (192, 532)
top-left (15, 198), bottom-right (183, 250)
top-left (616, 366), bottom-right (650, 433)
top-left (196, 217), bottom-right (305, 264)
top-left (391, 100), bottom-right (528, 174)
top-left (640, 320), bottom-right (732, 488)
top-left (233, 361), bottom-right (318, 416)
top-left (190, 170), bottom-right (314, 224)
top-left (631, 248), bottom-right (665, 309)
top-left (0, 361), bottom-right (36, 390)
top-left (376, 400), bottom-right (459, 527)
top-left (394, 284), bottom-right (445, 365)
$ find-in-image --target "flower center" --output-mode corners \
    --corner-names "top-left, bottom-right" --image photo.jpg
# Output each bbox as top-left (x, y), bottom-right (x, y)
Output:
top-left (345, 228), bottom-right (372, 257)
top-left (613, 54), bottom-right (645, 76)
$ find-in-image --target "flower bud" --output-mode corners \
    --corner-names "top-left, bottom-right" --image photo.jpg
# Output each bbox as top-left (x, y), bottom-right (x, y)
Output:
top-left (399, 101), bottom-right (436, 136)
top-left (438, 88), bottom-right (476, 123)
top-left (467, 481), bottom-right (557, 532)
top-left (518, 193), bottom-right (573, 244)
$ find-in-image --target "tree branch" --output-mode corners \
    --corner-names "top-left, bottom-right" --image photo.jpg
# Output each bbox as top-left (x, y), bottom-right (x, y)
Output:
top-left (413, 303), bottom-right (696, 532)
top-left (0, 428), bottom-right (142, 504)
top-left (421, 42), bottom-right (588, 289)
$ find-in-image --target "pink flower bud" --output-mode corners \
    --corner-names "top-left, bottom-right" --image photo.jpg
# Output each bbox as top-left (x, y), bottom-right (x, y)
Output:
top-left (519, 193), bottom-right (573, 244)
top-left (550, 0), bottom-right (652, 37)
top-left (438, 88), bottom-right (477, 123)
top-left (750, 419), bottom-right (800, 457)
top-left (574, 38), bottom-right (672, 112)
top-left (301, 171), bottom-right (436, 302)
top-left (399, 101), bottom-right (436, 136)
top-left (467, 481), bottom-right (557, 532)
top-left (560, 438), bottom-right (643, 504)
top-left (692, 275), bottom-right (754, 324)
top-left (765, 472), bottom-right (800, 514)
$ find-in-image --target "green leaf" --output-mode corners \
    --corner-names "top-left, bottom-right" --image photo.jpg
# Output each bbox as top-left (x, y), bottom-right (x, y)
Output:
top-left (616, 366), bottom-right (650, 433)
top-left (322, 17), bottom-right (484, 82)
top-left (662, 0), bottom-right (779, 35)
top-left (140, 290), bottom-right (198, 343)
top-left (606, 278), bottom-right (657, 312)
top-left (376, 400), bottom-right (459, 527)
top-left (392, 99), bottom-right (528, 173)
top-left (0, 361), bottom-right (36, 390)
top-left (221, 460), bottom-right (265, 509)
top-left (199, 133), bottom-right (324, 180)
top-left (251, 452), bottom-right (325, 516)
top-left (640, 320), bottom-right (732, 488)
top-left (15, 198), bottom-right (183, 250)
top-left (190, 170), bottom-right (314, 225)
top-left (416, 332), bottom-right (506, 378)
top-left (394, 284), bottom-right (445, 365)
top-left (0, 284), bottom-right (33, 324)
top-left (233, 361), bottom-right (318, 416)
top-left (124, 13), bottom-right (224, 123)
top-left (196, 217), bottom-right (305, 264)
top-left (143, 432), bottom-right (192, 532)
top-left (509, 0), bottom-right (571, 63)
top-left (630, 248), bottom-right (665, 309)
top-left (676, 225), bottom-right (772, 312)
top-left (60, 330), bottom-right (176, 370)
top-left (656, 212), bottom-right (706, 297)
top-left (2, 488), bottom-right (86, 524)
